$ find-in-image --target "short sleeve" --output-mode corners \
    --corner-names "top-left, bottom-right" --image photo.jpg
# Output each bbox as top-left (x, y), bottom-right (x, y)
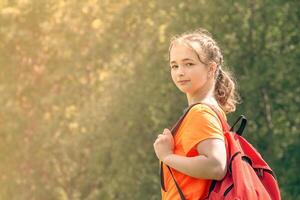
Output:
top-left (181, 105), bottom-right (225, 155)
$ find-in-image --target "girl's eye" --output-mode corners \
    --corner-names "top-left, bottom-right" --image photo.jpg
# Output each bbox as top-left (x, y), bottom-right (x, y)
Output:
top-left (170, 63), bottom-right (193, 69)
top-left (186, 63), bottom-right (194, 67)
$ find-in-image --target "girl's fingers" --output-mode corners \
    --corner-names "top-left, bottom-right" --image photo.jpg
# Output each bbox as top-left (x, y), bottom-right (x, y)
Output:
top-left (155, 135), bottom-right (164, 143)
top-left (155, 133), bottom-right (169, 143)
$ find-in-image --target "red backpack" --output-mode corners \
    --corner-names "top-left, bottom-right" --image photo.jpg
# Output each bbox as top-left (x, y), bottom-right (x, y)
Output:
top-left (160, 103), bottom-right (281, 200)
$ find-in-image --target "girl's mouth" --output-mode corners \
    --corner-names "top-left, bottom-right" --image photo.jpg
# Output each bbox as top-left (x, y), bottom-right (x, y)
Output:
top-left (178, 80), bottom-right (190, 84)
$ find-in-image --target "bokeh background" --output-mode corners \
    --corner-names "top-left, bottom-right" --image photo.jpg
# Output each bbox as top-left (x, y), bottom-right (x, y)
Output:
top-left (0, 0), bottom-right (299, 199)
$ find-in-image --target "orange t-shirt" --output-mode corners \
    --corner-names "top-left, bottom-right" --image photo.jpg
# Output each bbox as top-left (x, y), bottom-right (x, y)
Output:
top-left (161, 104), bottom-right (227, 200)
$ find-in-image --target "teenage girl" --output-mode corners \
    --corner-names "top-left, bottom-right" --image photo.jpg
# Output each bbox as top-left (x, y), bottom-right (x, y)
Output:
top-left (153, 28), bottom-right (240, 200)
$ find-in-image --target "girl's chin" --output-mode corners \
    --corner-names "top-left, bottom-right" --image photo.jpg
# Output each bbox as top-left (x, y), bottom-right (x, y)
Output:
top-left (178, 87), bottom-right (193, 94)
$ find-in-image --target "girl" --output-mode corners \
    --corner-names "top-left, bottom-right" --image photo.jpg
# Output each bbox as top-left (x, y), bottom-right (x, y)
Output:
top-left (153, 28), bottom-right (240, 200)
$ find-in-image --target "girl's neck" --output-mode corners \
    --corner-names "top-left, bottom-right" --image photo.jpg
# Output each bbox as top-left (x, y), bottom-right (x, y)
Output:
top-left (187, 95), bottom-right (218, 107)
top-left (186, 83), bottom-right (219, 107)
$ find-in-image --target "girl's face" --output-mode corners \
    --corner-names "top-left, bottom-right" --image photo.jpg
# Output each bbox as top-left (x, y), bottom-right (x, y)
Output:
top-left (169, 42), bottom-right (210, 95)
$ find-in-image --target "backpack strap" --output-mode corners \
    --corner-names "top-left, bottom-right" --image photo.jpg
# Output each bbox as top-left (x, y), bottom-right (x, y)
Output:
top-left (229, 115), bottom-right (247, 136)
top-left (160, 102), bottom-right (203, 198)
top-left (200, 103), bottom-right (233, 199)
top-left (160, 102), bottom-right (226, 199)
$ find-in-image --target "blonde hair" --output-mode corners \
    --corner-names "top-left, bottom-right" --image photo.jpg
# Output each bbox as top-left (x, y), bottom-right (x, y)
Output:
top-left (169, 28), bottom-right (241, 113)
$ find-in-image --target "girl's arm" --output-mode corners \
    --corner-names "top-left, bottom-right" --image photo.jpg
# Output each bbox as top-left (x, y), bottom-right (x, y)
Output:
top-left (163, 138), bottom-right (227, 180)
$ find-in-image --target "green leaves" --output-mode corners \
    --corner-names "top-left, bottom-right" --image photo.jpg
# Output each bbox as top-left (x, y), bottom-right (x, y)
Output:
top-left (0, 0), bottom-right (299, 199)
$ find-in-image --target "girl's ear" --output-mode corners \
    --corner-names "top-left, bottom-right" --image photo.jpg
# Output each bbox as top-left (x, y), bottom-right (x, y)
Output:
top-left (208, 62), bottom-right (217, 78)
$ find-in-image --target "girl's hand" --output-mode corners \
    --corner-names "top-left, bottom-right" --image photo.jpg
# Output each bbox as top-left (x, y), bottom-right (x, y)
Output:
top-left (153, 128), bottom-right (174, 162)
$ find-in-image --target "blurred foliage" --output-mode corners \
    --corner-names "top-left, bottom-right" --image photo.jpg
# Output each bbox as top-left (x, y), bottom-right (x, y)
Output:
top-left (0, 0), bottom-right (299, 199)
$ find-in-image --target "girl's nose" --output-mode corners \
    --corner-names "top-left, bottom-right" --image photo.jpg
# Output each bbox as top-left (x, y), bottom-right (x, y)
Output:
top-left (177, 66), bottom-right (185, 76)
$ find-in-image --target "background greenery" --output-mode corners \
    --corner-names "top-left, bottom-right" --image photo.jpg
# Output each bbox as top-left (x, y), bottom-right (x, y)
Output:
top-left (0, 0), bottom-right (299, 199)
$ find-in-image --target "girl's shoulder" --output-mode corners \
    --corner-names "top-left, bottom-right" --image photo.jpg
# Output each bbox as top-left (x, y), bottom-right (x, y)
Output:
top-left (188, 103), bottom-right (227, 121)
